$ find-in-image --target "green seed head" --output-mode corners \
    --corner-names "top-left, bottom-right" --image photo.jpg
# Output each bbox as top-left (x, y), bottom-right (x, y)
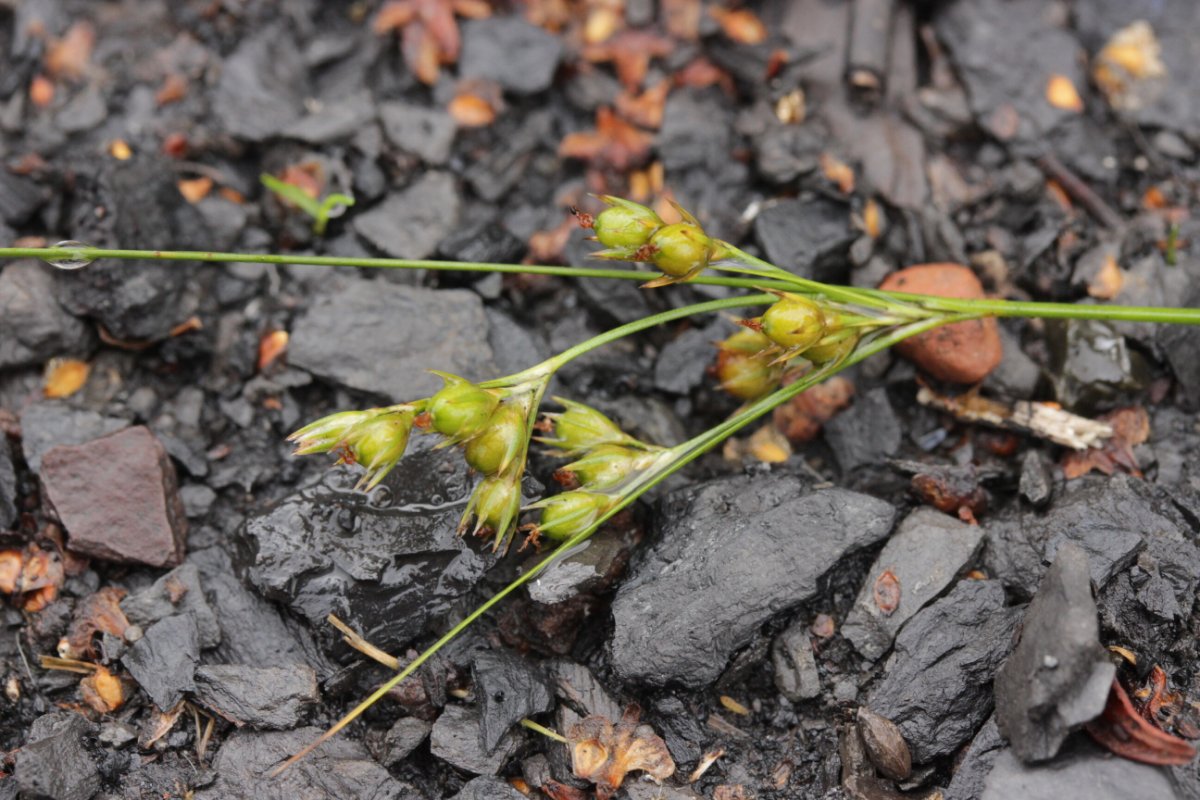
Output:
top-left (648, 223), bottom-right (713, 278)
top-left (720, 328), bottom-right (773, 355)
top-left (542, 398), bottom-right (634, 454)
top-left (344, 410), bottom-right (415, 490)
top-left (761, 295), bottom-right (827, 350)
top-left (592, 200), bottom-right (663, 249)
top-left (535, 490), bottom-right (611, 541)
top-left (802, 329), bottom-right (859, 364)
top-left (287, 409), bottom-right (372, 455)
top-left (465, 475), bottom-right (521, 538)
top-left (464, 404), bottom-right (527, 475)
top-left (428, 374), bottom-right (499, 440)
top-left (559, 444), bottom-right (649, 490)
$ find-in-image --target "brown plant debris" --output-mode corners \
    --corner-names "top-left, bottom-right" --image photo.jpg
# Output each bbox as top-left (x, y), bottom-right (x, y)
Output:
top-left (1086, 679), bottom-right (1196, 766)
top-left (559, 107), bottom-right (653, 171)
top-left (373, 0), bottom-right (492, 85)
top-left (1060, 406), bottom-right (1148, 479)
top-left (568, 706), bottom-right (676, 800)
top-left (916, 385), bottom-right (1112, 450)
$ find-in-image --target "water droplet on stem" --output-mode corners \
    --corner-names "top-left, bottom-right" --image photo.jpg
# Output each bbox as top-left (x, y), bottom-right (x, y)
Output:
top-left (47, 240), bottom-right (93, 270)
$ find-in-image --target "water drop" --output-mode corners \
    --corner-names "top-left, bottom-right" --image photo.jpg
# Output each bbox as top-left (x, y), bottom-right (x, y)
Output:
top-left (47, 240), bottom-right (93, 270)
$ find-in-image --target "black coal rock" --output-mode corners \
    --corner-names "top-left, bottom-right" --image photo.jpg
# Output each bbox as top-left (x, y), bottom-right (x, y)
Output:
top-left (945, 717), bottom-right (1005, 800)
top-left (843, 508), bottom-right (985, 662)
top-left (869, 580), bottom-right (1021, 763)
top-left (122, 613), bottom-right (200, 710)
top-left (193, 664), bottom-right (319, 730)
top-left (0, 436), bottom-right (15, 530)
top-left (1045, 319), bottom-right (1148, 413)
top-left (657, 90), bottom-right (734, 172)
top-left (653, 322), bottom-right (726, 396)
top-left (0, 262), bottom-right (94, 370)
top-left (472, 649), bottom-right (554, 753)
top-left (0, 169), bottom-right (45, 226)
top-left (212, 26), bottom-right (308, 141)
top-left (121, 562), bottom-right (220, 650)
top-left (459, 18), bottom-right (563, 95)
top-left (610, 473), bottom-right (895, 685)
top-left (753, 197), bottom-right (856, 283)
top-left (377, 716), bottom-right (433, 768)
top-left (237, 449), bottom-right (497, 655)
top-left (994, 543), bottom-right (1114, 763)
top-left (288, 278), bottom-right (495, 402)
top-left (1018, 450), bottom-right (1055, 508)
top-left (380, 101), bottom-right (457, 166)
top-left (823, 388), bottom-right (902, 472)
top-left (980, 738), bottom-right (1178, 800)
top-left (14, 712), bottom-right (100, 800)
top-left (451, 776), bottom-right (526, 800)
top-left (354, 172), bottom-right (462, 260)
top-left (772, 619), bottom-right (822, 702)
top-left (430, 703), bottom-right (523, 775)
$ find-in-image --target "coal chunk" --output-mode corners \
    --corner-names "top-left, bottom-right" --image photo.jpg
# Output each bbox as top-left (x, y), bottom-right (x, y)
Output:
top-left (19, 401), bottom-right (128, 473)
top-left (285, 90), bottom-right (376, 144)
top-left (193, 664), bottom-right (319, 730)
top-left (212, 26), bottom-right (307, 141)
top-left (658, 90), bottom-right (733, 172)
top-left (823, 388), bottom-right (902, 472)
top-left (379, 101), bottom-right (457, 165)
top-left (430, 703), bottom-right (523, 775)
top-left (994, 543), bottom-right (1114, 763)
top-left (1045, 319), bottom-right (1147, 413)
top-left (452, 776), bottom-right (526, 800)
top-left (869, 580), bottom-right (1021, 763)
top-left (14, 712), bottom-right (99, 800)
top-left (0, 169), bottom-right (44, 225)
top-left (377, 716), bottom-right (433, 767)
top-left (122, 614), bottom-right (200, 710)
top-left (843, 508), bottom-right (985, 661)
top-left (981, 738), bottom-right (1178, 800)
top-left (472, 649), bottom-right (554, 752)
top-left (121, 562), bottom-right (220, 649)
top-left (196, 727), bottom-right (412, 799)
top-left (984, 476), bottom-right (1161, 597)
top-left (354, 172), bottom-right (462, 260)
top-left (0, 437), bottom-right (15, 531)
top-left (288, 279), bottom-right (495, 402)
top-left (654, 322), bottom-right (726, 395)
top-left (610, 474), bottom-right (895, 685)
top-left (0, 262), bottom-right (94, 370)
top-left (1019, 450), bottom-right (1054, 508)
top-left (459, 18), bottom-right (563, 95)
top-left (41, 426), bottom-right (187, 568)
top-left (945, 717), bottom-right (1005, 800)
top-left (772, 619), bottom-right (822, 702)
top-left (238, 449), bottom-right (497, 654)
top-left (1160, 286), bottom-right (1200, 410)
top-left (753, 197), bottom-right (856, 283)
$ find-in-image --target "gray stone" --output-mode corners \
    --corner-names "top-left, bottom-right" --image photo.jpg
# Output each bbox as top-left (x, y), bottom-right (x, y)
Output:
top-left (753, 197), bottom-right (856, 283)
top-left (0, 262), bottom-right (94, 370)
top-left (121, 563), bottom-right (220, 649)
top-left (869, 580), bottom-right (1021, 763)
top-left (197, 727), bottom-right (412, 800)
top-left (653, 322), bottom-right (727, 395)
top-left (843, 508), bottom-right (985, 661)
top-left (122, 614), bottom-right (200, 710)
top-left (451, 776), bottom-right (526, 800)
top-left (526, 527), bottom-right (629, 605)
top-left (212, 27), bottom-right (307, 141)
top-left (823, 388), bottom-right (902, 472)
top-left (285, 90), bottom-right (376, 144)
top-left (0, 169), bottom-right (44, 225)
top-left (430, 703), bottom-right (522, 775)
top-left (995, 544), bottom-right (1116, 763)
top-left (610, 474), bottom-right (895, 685)
top-left (14, 712), bottom-right (99, 800)
top-left (459, 18), bottom-right (563, 95)
top-left (20, 401), bottom-right (128, 472)
top-left (193, 664), bottom-right (318, 730)
top-left (354, 172), bottom-right (462, 260)
top-left (288, 279), bottom-right (495, 402)
top-left (0, 437), bottom-right (15, 530)
top-left (472, 649), bottom-right (554, 753)
top-left (657, 90), bottom-right (734, 173)
top-left (981, 738), bottom-right (1178, 800)
top-left (945, 717), bottom-right (1005, 800)
top-left (1019, 450), bottom-right (1054, 508)
top-left (984, 324), bottom-right (1041, 400)
top-left (378, 716), bottom-right (432, 767)
top-left (379, 101), bottom-right (457, 165)
top-left (772, 620), bottom-right (821, 701)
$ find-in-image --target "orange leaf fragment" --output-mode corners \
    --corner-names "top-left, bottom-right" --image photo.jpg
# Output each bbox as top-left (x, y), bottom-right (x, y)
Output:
top-left (1087, 253), bottom-right (1125, 300)
top-left (873, 569), bottom-right (901, 616)
top-left (0, 550), bottom-right (22, 594)
top-left (30, 75), bottom-right (55, 108)
top-left (177, 176), bottom-right (213, 204)
top-left (709, 6), bottom-right (767, 45)
top-left (43, 358), bottom-right (90, 399)
top-left (568, 708), bottom-right (676, 800)
top-left (108, 139), bottom-right (132, 161)
top-left (559, 107), bottom-right (653, 172)
top-left (81, 667), bottom-right (124, 713)
top-left (44, 22), bottom-right (95, 81)
top-left (583, 30), bottom-right (674, 90)
top-left (1046, 74), bottom-right (1084, 112)
top-left (66, 586), bottom-right (130, 658)
top-left (448, 93), bottom-right (496, 127)
top-left (1093, 21), bottom-right (1166, 112)
top-left (1061, 406), bottom-right (1148, 480)
top-left (156, 73), bottom-right (189, 107)
top-left (1086, 679), bottom-right (1196, 766)
top-left (615, 80), bottom-right (670, 129)
top-left (258, 329), bottom-right (290, 371)
top-left (862, 198), bottom-right (883, 239)
top-left (819, 153), bottom-right (855, 194)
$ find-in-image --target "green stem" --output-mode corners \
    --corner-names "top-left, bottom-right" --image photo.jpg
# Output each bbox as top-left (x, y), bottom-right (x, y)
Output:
top-left (520, 718), bottom-right (568, 744)
top-left (4, 245), bottom-right (784, 292)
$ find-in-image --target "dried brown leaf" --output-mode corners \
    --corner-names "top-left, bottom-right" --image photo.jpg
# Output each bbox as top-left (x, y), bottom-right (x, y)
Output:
top-left (772, 376), bottom-right (854, 444)
top-left (568, 711), bottom-right (676, 800)
top-left (448, 93), bottom-right (496, 127)
top-left (559, 107), bottom-right (653, 171)
top-left (1087, 253), bottom-right (1125, 300)
top-left (258, 329), bottom-right (289, 372)
top-left (43, 358), bottom-right (90, 399)
top-left (1086, 679), bottom-right (1196, 766)
top-left (45, 22), bottom-right (95, 81)
top-left (1061, 406), bottom-right (1148, 479)
top-left (66, 586), bottom-right (130, 658)
top-left (1046, 74), bottom-right (1084, 112)
top-left (583, 30), bottom-right (674, 90)
top-left (615, 80), bottom-right (670, 129)
top-left (709, 6), bottom-right (766, 45)
top-left (80, 667), bottom-right (124, 713)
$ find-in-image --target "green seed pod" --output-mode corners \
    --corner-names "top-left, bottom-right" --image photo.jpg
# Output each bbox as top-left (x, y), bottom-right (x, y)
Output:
top-left (542, 398), bottom-right (637, 454)
top-left (288, 409), bottom-right (372, 455)
top-left (464, 404), bottom-right (527, 475)
top-left (647, 223), bottom-right (713, 278)
top-left (428, 373), bottom-right (499, 440)
top-left (344, 410), bottom-right (415, 490)
top-left (535, 491), bottom-right (611, 541)
top-left (592, 197), bottom-right (663, 249)
top-left (761, 294), bottom-right (827, 350)
top-left (559, 444), bottom-right (650, 490)
top-left (720, 328), bottom-right (773, 355)
top-left (463, 475), bottom-right (521, 538)
top-left (713, 329), bottom-right (781, 400)
top-left (802, 329), bottom-right (859, 364)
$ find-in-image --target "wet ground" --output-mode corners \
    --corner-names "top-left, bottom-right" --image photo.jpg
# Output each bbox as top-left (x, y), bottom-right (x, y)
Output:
top-left (2, 0), bottom-right (1200, 798)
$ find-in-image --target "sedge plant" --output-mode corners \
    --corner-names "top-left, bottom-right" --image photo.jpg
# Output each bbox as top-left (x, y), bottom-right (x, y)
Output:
top-left (6, 196), bottom-right (1200, 772)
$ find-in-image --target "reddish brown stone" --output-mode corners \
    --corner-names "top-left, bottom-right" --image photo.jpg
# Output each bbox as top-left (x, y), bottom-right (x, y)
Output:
top-left (878, 264), bottom-right (1003, 384)
top-left (40, 426), bottom-right (186, 568)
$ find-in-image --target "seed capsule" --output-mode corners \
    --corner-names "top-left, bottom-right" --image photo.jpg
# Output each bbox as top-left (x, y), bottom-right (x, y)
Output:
top-left (288, 410), bottom-right (372, 455)
top-left (714, 330), bottom-right (782, 400)
top-left (343, 410), bottom-right (415, 490)
top-left (462, 475), bottom-right (522, 540)
top-left (541, 398), bottom-right (638, 454)
top-left (534, 491), bottom-right (611, 541)
top-left (647, 223), bottom-right (712, 278)
top-left (464, 404), bottom-right (527, 475)
top-left (558, 444), bottom-right (653, 490)
top-left (761, 294), bottom-right (826, 350)
top-left (428, 373), bottom-right (499, 441)
top-left (802, 329), bottom-right (859, 364)
top-left (592, 197), bottom-right (663, 249)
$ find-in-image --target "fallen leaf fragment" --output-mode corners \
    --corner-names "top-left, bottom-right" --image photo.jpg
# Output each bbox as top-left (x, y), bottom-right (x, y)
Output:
top-left (1093, 20), bottom-right (1166, 112)
top-left (0, 550), bottom-right (22, 594)
top-left (872, 569), bottom-right (901, 616)
top-left (559, 107), bottom-right (653, 171)
top-left (856, 707), bottom-right (911, 782)
top-left (66, 587), bottom-right (130, 658)
top-left (819, 153), bottom-right (855, 194)
top-left (1060, 406), bottom-right (1148, 479)
top-left (568, 707), bottom-right (675, 800)
top-left (774, 88), bottom-right (806, 124)
top-left (80, 666), bottom-right (124, 713)
top-left (583, 30), bottom-right (674, 90)
top-left (374, 0), bottom-right (491, 85)
top-left (709, 6), bottom-right (766, 44)
top-left (748, 424), bottom-right (790, 463)
top-left (155, 73), bottom-right (188, 107)
top-left (43, 358), bottom-right (90, 399)
top-left (1087, 253), bottom-right (1125, 300)
top-left (257, 329), bottom-right (289, 372)
top-left (448, 92), bottom-right (496, 127)
top-left (44, 22), bottom-right (95, 81)
top-left (30, 75), bottom-right (55, 108)
top-left (719, 695), bottom-right (750, 716)
top-left (1045, 74), bottom-right (1084, 112)
top-left (615, 80), bottom-right (670, 129)
top-left (906, 463), bottom-right (988, 519)
top-left (916, 386), bottom-right (1113, 451)
top-left (1086, 679), bottom-right (1196, 766)
top-left (177, 176), bottom-right (213, 204)
top-left (661, 0), bottom-right (701, 40)
top-left (108, 139), bottom-right (132, 160)
top-left (772, 376), bottom-right (854, 443)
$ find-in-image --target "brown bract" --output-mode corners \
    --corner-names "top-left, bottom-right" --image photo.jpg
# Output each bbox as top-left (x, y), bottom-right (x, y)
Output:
top-left (582, 29), bottom-right (674, 90)
top-left (559, 107), bottom-right (653, 171)
top-left (1086, 679), bottom-right (1196, 766)
top-left (1061, 406), bottom-right (1148, 479)
top-left (66, 586), bottom-right (130, 658)
top-left (44, 22), bottom-right (95, 81)
top-left (373, 0), bottom-right (492, 85)
top-left (568, 707), bottom-right (675, 800)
